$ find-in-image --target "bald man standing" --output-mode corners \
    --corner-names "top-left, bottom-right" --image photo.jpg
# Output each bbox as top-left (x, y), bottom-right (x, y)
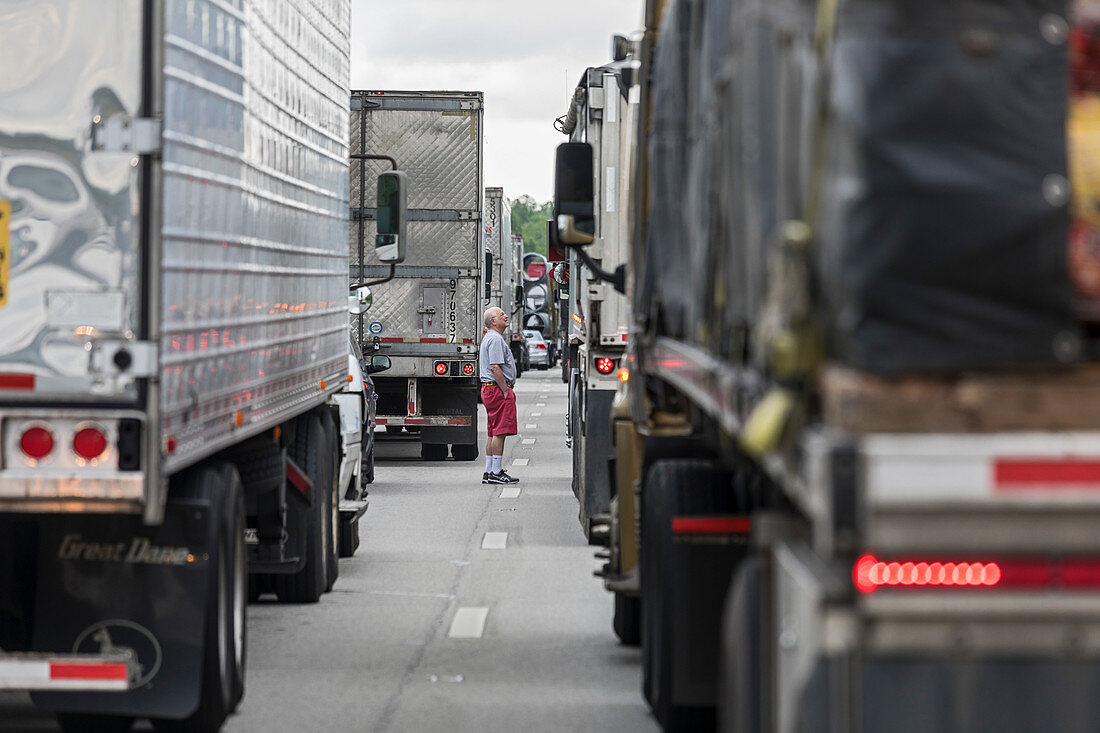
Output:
top-left (480, 306), bottom-right (519, 484)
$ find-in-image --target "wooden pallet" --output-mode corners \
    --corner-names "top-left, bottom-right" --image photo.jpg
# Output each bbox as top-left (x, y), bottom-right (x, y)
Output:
top-left (820, 364), bottom-right (1100, 433)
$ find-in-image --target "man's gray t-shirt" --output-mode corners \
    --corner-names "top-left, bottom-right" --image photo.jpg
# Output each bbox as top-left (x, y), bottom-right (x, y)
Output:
top-left (479, 330), bottom-right (516, 383)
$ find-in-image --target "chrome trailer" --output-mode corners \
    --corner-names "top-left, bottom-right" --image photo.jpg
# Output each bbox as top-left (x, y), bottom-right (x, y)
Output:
top-left (0, 1), bottom-right (352, 729)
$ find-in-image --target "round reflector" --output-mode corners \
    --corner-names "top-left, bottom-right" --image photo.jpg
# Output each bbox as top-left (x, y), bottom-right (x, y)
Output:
top-left (435, 361), bottom-right (449, 375)
top-left (20, 426), bottom-right (54, 459)
top-left (596, 357), bottom-right (615, 375)
top-left (73, 426), bottom-right (108, 460)
top-left (463, 363), bottom-right (474, 375)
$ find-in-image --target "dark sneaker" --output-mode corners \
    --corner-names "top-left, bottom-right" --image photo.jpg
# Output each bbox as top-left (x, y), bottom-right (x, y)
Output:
top-left (496, 471), bottom-right (520, 484)
top-left (482, 472), bottom-right (490, 484)
top-left (486, 472), bottom-right (508, 485)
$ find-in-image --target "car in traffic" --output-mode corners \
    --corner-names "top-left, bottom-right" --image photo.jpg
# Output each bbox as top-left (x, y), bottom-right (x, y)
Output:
top-left (523, 329), bottom-right (551, 370)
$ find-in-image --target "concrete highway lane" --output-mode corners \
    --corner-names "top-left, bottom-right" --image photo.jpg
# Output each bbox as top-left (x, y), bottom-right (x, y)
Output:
top-left (226, 369), bottom-right (657, 733)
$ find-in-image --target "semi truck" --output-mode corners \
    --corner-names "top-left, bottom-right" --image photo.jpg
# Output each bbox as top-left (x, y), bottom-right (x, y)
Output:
top-left (0, 1), bottom-right (403, 731)
top-left (350, 91), bottom-right (485, 462)
top-left (555, 1), bottom-right (1100, 731)
top-left (484, 187), bottom-right (526, 372)
top-left (556, 59), bottom-right (636, 543)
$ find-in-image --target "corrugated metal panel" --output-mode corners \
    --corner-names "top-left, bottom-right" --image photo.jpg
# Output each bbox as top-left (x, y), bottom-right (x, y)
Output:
top-left (0, 1), bottom-right (144, 401)
top-left (160, 0), bottom-right (351, 468)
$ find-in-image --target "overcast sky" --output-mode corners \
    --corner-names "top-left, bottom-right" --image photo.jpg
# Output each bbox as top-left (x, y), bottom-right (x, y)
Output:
top-left (350, 0), bottom-right (643, 204)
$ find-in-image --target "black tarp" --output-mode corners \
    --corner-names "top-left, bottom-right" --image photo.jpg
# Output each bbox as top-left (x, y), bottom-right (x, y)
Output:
top-left (817, 0), bottom-right (1078, 372)
top-left (643, 0), bottom-right (1082, 376)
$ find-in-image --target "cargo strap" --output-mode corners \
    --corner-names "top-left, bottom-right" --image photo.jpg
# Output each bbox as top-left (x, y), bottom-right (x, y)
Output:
top-left (742, 0), bottom-right (842, 458)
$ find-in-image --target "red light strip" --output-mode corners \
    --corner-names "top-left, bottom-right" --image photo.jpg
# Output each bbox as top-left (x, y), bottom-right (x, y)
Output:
top-left (672, 516), bottom-right (752, 535)
top-left (854, 555), bottom-right (1001, 593)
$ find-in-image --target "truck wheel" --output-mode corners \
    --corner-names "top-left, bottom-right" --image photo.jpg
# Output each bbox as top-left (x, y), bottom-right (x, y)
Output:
top-left (274, 414), bottom-right (330, 603)
top-left (420, 442), bottom-right (448, 461)
top-left (56, 714), bottom-right (133, 733)
top-left (613, 591), bottom-right (641, 646)
top-left (641, 458), bottom-right (733, 732)
top-left (320, 412), bottom-right (340, 593)
top-left (362, 442), bottom-right (375, 485)
top-left (154, 463), bottom-right (246, 733)
top-left (451, 443), bottom-right (479, 461)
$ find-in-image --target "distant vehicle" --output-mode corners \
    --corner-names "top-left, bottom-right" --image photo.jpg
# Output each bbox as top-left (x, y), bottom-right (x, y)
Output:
top-left (523, 329), bottom-right (551, 369)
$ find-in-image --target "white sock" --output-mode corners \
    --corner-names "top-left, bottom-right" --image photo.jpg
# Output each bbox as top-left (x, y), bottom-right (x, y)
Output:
top-left (485, 455), bottom-right (494, 473)
top-left (491, 455), bottom-right (503, 473)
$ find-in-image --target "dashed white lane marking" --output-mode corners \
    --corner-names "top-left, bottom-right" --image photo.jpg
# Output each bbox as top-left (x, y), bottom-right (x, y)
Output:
top-left (525, 423), bottom-right (538, 429)
top-left (512, 458), bottom-right (530, 467)
top-left (522, 438), bottom-right (535, 445)
top-left (499, 486), bottom-right (521, 499)
top-left (536, 402), bottom-right (546, 407)
top-left (448, 607), bottom-right (489, 638)
top-left (539, 394), bottom-right (548, 398)
top-left (366, 590), bottom-right (456, 600)
top-left (482, 531), bottom-right (509, 549)
top-left (531, 412), bottom-right (542, 417)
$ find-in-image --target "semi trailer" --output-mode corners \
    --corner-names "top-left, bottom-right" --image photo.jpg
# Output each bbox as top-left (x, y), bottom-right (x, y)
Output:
top-left (0, 1), bottom-right (403, 731)
top-left (555, 59), bottom-right (635, 543)
top-left (484, 187), bottom-right (527, 373)
top-left (350, 90), bottom-right (485, 462)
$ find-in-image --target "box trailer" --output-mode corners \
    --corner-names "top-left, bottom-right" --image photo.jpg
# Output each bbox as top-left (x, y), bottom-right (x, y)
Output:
top-left (484, 187), bottom-right (526, 372)
top-left (0, 1), bottom-right (361, 730)
top-left (350, 91), bottom-right (484, 462)
top-left (556, 62), bottom-right (635, 542)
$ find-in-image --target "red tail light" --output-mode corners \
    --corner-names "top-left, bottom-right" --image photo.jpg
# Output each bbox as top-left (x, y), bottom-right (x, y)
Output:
top-left (855, 554), bottom-right (1100, 593)
top-left (462, 363), bottom-right (474, 375)
top-left (20, 426), bottom-right (54, 459)
top-left (434, 361), bottom-right (449, 375)
top-left (536, 343), bottom-right (547, 350)
top-left (595, 357), bottom-right (615, 374)
top-left (73, 426), bottom-right (108, 460)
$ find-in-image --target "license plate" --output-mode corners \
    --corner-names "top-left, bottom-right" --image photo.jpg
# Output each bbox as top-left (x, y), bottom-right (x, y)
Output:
top-left (0, 200), bottom-right (8, 306)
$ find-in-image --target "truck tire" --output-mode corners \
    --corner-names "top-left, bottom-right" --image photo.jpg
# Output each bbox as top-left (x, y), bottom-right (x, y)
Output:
top-left (451, 443), bottom-right (479, 461)
top-left (153, 463), bottom-right (246, 733)
top-left (56, 714), bottom-right (133, 733)
top-left (362, 442), bottom-right (375, 485)
top-left (273, 414), bottom-right (331, 603)
top-left (614, 591), bottom-right (641, 646)
top-left (320, 412), bottom-right (340, 593)
top-left (421, 442), bottom-right (448, 461)
top-left (641, 458), bottom-right (734, 732)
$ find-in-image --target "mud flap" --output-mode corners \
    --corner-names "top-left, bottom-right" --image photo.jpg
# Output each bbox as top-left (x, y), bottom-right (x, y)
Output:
top-left (420, 382), bottom-right (478, 446)
top-left (30, 494), bottom-right (217, 719)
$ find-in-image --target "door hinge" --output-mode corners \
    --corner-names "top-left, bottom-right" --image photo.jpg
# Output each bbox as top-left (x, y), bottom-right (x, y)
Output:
top-left (91, 116), bottom-right (162, 154)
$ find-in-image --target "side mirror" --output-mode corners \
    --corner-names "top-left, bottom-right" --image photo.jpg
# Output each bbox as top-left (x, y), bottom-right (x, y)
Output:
top-left (349, 285), bottom-right (372, 315)
top-left (553, 143), bottom-right (595, 246)
top-left (376, 170), bottom-right (407, 263)
top-left (514, 284), bottom-right (523, 306)
top-left (611, 34), bottom-right (631, 62)
top-left (366, 354), bottom-right (392, 374)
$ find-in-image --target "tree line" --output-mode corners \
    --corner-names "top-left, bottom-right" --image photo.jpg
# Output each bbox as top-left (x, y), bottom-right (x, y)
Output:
top-left (510, 195), bottom-right (552, 256)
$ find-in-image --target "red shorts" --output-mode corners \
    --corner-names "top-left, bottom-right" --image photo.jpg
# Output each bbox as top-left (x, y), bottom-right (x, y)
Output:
top-left (481, 384), bottom-right (518, 437)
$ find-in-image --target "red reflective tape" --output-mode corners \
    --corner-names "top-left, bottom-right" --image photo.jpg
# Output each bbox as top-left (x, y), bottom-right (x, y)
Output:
top-left (621, 334), bottom-right (628, 341)
top-left (375, 418), bottom-right (388, 425)
top-left (379, 338), bottom-right (403, 342)
top-left (286, 458), bottom-right (311, 497)
top-left (994, 459), bottom-right (1100, 487)
top-left (50, 663), bottom-right (128, 681)
top-left (672, 516), bottom-right (751, 535)
top-left (421, 338), bottom-right (446, 343)
top-left (0, 373), bottom-right (35, 390)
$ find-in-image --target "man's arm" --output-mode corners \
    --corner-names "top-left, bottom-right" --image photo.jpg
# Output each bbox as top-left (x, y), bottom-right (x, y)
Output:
top-left (490, 364), bottom-right (509, 396)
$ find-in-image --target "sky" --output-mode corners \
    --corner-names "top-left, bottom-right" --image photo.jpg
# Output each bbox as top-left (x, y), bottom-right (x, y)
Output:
top-left (350, 0), bottom-right (643, 204)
